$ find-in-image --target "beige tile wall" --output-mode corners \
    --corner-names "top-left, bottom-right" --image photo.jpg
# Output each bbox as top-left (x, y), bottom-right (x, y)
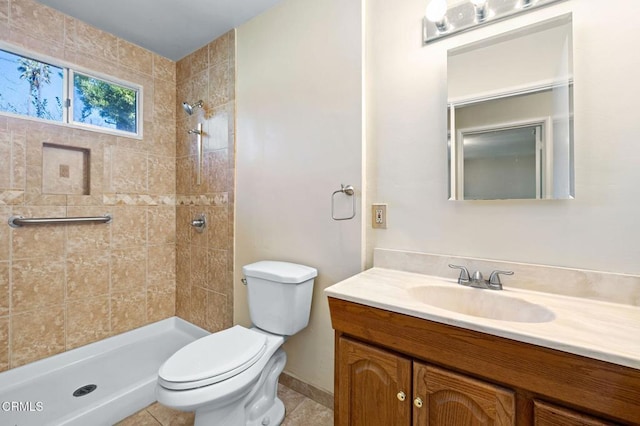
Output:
top-left (175, 31), bottom-right (235, 333)
top-left (0, 0), bottom-right (177, 370)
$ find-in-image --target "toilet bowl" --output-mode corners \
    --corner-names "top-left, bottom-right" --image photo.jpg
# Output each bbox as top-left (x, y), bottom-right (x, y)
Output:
top-left (157, 326), bottom-right (286, 425)
top-left (156, 261), bottom-right (317, 426)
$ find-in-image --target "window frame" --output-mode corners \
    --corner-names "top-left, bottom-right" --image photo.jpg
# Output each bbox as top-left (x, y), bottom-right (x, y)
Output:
top-left (0, 42), bottom-right (143, 140)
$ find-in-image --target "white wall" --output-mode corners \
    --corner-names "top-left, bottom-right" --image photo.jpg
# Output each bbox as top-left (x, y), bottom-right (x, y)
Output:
top-left (367, 0), bottom-right (640, 275)
top-left (235, 0), bottom-right (363, 393)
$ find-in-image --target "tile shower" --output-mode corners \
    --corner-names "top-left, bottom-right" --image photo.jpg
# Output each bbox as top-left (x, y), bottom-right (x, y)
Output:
top-left (174, 31), bottom-right (236, 333)
top-left (0, 0), bottom-right (235, 373)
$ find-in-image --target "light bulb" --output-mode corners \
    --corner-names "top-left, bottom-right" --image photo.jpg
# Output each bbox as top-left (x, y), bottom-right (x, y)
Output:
top-left (425, 0), bottom-right (447, 23)
top-left (470, 0), bottom-right (488, 22)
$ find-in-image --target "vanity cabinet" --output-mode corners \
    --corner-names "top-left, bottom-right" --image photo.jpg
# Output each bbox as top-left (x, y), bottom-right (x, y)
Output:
top-left (329, 297), bottom-right (640, 426)
top-left (338, 336), bottom-right (515, 426)
top-left (533, 401), bottom-right (618, 426)
top-left (337, 337), bottom-right (411, 425)
top-left (415, 363), bottom-right (515, 425)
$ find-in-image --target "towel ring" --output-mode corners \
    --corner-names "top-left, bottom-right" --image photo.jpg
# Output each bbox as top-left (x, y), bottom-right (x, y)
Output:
top-left (331, 184), bottom-right (356, 221)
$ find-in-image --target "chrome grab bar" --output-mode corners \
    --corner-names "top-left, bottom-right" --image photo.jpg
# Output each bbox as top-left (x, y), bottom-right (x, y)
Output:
top-left (331, 184), bottom-right (356, 221)
top-left (8, 214), bottom-right (112, 228)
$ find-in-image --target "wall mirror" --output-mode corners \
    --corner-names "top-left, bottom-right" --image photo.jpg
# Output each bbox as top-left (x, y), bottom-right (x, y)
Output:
top-left (447, 14), bottom-right (574, 200)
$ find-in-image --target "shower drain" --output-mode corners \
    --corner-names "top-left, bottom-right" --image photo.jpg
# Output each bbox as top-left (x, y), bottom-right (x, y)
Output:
top-left (73, 384), bottom-right (97, 397)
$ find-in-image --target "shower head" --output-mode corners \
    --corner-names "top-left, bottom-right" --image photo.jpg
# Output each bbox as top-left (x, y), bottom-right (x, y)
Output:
top-left (182, 100), bottom-right (204, 115)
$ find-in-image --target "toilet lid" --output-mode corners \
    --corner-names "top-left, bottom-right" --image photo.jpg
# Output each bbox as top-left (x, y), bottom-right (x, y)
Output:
top-left (158, 326), bottom-right (267, 390)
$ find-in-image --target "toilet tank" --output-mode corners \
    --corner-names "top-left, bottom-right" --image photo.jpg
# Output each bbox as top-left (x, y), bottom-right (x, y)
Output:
top-left (242, 261), bottom-right (317, 336)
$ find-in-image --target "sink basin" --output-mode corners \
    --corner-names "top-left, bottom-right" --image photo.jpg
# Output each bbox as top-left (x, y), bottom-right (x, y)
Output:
top-left (407, 286), bottom-right (555, 323)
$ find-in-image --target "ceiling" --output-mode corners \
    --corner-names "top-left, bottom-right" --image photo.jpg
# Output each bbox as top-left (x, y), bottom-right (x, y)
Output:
top-left (36, 0), bottom-right (284, 61)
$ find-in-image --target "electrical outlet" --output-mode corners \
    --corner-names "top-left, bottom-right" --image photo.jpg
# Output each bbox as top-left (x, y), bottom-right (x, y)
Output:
top-left (372, 204), bottom-right (387, 229)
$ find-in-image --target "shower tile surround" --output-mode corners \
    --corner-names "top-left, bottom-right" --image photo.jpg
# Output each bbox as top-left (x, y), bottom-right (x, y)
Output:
top-left (174, 31), bottom-right (235, 333)
top-left (0, 1), bottom-right (236, 372)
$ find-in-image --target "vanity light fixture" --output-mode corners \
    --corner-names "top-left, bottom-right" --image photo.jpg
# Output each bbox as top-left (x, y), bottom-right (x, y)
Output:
top-left (423, 0), bottom-right (565, 44)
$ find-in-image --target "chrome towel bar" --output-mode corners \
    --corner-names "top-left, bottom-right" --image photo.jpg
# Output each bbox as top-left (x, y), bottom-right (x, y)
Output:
top-left (8, 214), bottom-right (113, 228)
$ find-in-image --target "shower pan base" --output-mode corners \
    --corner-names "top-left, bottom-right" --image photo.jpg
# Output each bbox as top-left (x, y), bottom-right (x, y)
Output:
top-left (0, 317), bottom-right (208, 426)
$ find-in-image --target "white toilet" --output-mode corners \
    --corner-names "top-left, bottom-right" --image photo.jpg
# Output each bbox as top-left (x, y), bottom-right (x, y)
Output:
top-left (156, 260), bottom-right (317, 426)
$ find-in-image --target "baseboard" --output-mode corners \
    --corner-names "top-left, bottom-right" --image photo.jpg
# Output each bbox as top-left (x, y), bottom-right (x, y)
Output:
top-left (279, 372), bottom-right (334, 410)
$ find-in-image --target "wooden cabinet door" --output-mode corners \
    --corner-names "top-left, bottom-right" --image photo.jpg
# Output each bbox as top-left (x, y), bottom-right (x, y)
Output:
top-left (533, 400), bottom-right (619, 426)
top-left (413, 363), bottom-right (515, 426)
top-left (336, 337), bottom-right (412, 426)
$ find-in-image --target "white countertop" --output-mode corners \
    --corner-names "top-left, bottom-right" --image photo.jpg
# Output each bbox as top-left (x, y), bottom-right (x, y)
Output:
top-left (325, 267), bottom-right (640, 370)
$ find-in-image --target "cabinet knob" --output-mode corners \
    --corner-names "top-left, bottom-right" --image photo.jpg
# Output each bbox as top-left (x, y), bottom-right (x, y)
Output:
top-left (414, 397), bottom-right (424, 408)
top-left (397, 391), bottom-right (406, 401)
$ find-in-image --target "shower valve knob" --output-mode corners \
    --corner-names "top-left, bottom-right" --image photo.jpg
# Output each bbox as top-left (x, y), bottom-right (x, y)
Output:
top-left (190, 214), bottom-right (206, 233)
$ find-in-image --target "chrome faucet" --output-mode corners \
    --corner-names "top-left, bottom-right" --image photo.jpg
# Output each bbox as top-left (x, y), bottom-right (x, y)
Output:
top-left (448, 264), bottom-right (513, 290)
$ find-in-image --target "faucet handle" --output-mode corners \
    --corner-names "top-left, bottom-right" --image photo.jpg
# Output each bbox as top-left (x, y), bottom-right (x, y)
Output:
top-left (448, 264), bottom-right (470, 284)
top-left (488, 270), bottom-right (514, 287)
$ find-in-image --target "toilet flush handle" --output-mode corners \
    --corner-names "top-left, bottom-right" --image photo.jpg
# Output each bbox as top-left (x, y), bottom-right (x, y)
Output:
top-left (241, 278), bottom-right (247, 285)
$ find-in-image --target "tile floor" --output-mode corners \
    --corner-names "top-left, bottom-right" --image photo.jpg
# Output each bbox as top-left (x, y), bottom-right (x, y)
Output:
top-left (116, 383), bottom-right (333, 426)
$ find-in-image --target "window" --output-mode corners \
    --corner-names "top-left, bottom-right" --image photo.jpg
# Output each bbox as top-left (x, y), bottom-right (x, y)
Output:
top-left (0, 49), bottom-right (64, 122)
top-left (72, 72), bottom-right (138, 134)
top-left (0, 47), bottom-right (141, 138)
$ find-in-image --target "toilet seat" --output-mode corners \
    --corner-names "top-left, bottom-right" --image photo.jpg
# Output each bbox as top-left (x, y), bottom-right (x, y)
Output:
top-left (158, 326), bottom-right (267, 391)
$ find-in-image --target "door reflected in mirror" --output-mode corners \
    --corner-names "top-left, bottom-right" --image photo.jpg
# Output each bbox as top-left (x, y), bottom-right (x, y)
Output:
top-left (461, 121), bottom-right (542, 200)
top-left (447, 14), bottom-right (574, 200)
